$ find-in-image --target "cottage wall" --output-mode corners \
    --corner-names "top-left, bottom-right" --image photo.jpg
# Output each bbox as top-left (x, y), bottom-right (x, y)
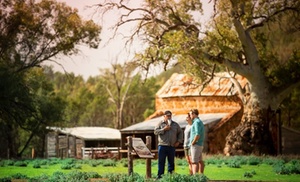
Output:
top-left (207, 108), bottom-right (244, 154)
top-left (155, 95), bottom-right (242, 114)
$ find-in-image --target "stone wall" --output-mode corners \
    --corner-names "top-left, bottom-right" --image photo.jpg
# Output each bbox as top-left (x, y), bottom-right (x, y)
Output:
top-left (207, 108), bottom-right (244, 154)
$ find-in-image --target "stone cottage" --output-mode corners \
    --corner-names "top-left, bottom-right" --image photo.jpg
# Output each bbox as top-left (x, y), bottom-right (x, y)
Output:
top-left (121, 72), bottom-right (248, 155)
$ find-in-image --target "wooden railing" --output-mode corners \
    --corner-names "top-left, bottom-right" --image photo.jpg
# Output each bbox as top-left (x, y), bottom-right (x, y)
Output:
top-left (81, 147), bottom-right (120, 159)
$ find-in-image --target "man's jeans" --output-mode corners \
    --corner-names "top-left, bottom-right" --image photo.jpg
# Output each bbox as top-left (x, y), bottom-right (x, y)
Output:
top-left (157, 145), bottom-right (175, 177)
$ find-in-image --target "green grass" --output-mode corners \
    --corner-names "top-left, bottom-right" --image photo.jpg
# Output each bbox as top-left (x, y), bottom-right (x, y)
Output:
top-left (0, 156), bottom-right (299, 181)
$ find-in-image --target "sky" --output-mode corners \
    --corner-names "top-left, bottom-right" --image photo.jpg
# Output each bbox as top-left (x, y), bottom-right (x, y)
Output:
top-left (50, 0), bottom-right (213, 80)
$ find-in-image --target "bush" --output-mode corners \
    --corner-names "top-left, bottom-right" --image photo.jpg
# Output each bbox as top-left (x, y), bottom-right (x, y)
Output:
top-left (159, 173), bottom-right (209, 182)
top-left (14, 161), bottom-right (27, 167)
top-left (60, 163), bottom-right (72, 170)
top-left (73, 164), bottom-right (82, 169)
top-left (273, 163), bottom-right (291, 174)
top-left (11, 173), bottom-right (28, 179)
top-left (0, 177), bottom-right (11, 182)
top-left (102, 159), bottom-right (116, 167)
top-left (247, 156), bottom-right (261, 165)
top-left (5, 160), bottom-right (14, 166)
top-left (89, 160), bottom-right (101, 167)
top-left (226, 160), bottom-right (241, 168)
top-left (243, 171), bottom-right (253, 178)
top-left (29, 174), bottom-right (50, 182)
top-left (86, 172), bottom-right (101, 178)
top-left (103, 173), bottom-right (145, 182)
top-left (32, 162), bottom-right (41, 168)
top-left (0, 161), bottom-right (5, 167)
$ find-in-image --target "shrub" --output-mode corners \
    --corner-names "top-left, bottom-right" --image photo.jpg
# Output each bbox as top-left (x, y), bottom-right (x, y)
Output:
top-left (11, 173), bottom-right (28, 179)
top-left (243, 170), bottom-right (256, 178)
top-left (262, 156), bottom-right (277, 165)
top-left (287, 162), bottom-right (300, 174)
top-left (5, 160), bottom-right (14, 166)
top-left (103, 173), bottom-right (145, 182)
top-left (49, 171), bottom-right (67, 181)
top-left (66, 171), bottom-right (90, 182)
top-left (176, 158), bottom-right (187, 166)
top-left (61, 163), bottom-right (72, 170)
top-left (29, 174), bottom-right (50, 182)
top-left (226, 159), bottom-right (241, 168)
top-left (74, 164), bottom-right (82, 169)
top-left (159, 173), bottom-right (209, 182)
top-left (247, 156), bottom-right (261, 165)
top-left (32, 162), bottom-right (41, 168)
top-left (243, 171), bottom-right (253, 178)
top-left (0, 177), bottom-right (11, 182)
top-left (102, 159), bottom-right (116, 167)
top-left (0, 161), bottom-right (5, 167)
top-left (86, 172), bottom-right (101, 178)
top-left (273, 163), bottom-right (291, 174)
top-left (205, 158), bottom-right (219, 165)
top-left (14, 161), bottom-right (27, 167)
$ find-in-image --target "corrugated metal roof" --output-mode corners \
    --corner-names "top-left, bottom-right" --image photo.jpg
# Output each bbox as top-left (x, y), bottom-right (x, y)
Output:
top-left (47, 127), bottom-right (121, 141)
top-left (121, 113), bottom-right (228, 133)
top-left (156, 72), bottom-right (248, 98)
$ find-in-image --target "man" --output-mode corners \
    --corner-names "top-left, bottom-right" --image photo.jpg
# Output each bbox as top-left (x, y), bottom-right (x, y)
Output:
top-left (188, 109), bottom-right (205, 174)
top-left (154, 110), bottom-right (183, 179)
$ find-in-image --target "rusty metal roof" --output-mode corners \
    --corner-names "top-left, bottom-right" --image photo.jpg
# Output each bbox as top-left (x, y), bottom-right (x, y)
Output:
top-left (121, 113), bottom-right (228, 133)
top-left (156, 72), bottom-right (248, 97)
top-left (47, 127), bottom-right (121, 141)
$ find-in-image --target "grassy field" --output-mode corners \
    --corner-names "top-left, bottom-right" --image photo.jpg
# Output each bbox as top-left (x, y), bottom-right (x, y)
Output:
top-left (0, 155), bottom-right (299, 181)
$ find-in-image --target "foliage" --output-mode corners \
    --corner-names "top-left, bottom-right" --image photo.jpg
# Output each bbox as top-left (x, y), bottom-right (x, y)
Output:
top-left (101, 159), bottom-right (117, 167)
top-left (46, 63), bottom-right (161, 129)
top-left (11, 173), bottom-right (28, 180)
top-left (0, 156), bottom-right (300, 181)
top-left (103, 172), bottom-right (145, 182)
top-left (13, 161), bottom-right (27, 167)
top-left (280, 85), bottom-right (300, 130)
top-left (32, 162), bottom-right (41, 169)
top-left (273, 160), bottom-right (300, 175)
top-left (94, 0), bottom-right (300, 155)
top-left (0, 0), bottom-right (100, 159)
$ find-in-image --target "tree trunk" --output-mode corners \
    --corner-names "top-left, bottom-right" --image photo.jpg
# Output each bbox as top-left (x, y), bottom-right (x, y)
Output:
top-left (224, 97), bottom-right (278, 156)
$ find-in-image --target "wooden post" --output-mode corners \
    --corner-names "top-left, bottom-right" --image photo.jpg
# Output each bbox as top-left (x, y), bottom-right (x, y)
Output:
top-left (67, 134), bottom-right (70, 158)
top-left (55, 132), bottom-right (59, 158)
top-left (7, 148), bottom-right (10, 159)
top-left (127, 136), bottom-right (133, 175)
top-left (73, 136), bottom-right (76, 158)
top-left (146, 136), bottom-right (152, 178)
top-left (277, 109), bottom-right (282, 155)
top-left (31, 148), bottom-right (35, 159)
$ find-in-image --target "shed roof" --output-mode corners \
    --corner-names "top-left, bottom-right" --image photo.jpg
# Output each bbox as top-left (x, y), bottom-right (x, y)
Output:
top-left (121, 113), bottom-right (228, 133)
top-left (47, 127), bottom-right (121, 141)
top-left (156, 72), bottom-right (248, 98)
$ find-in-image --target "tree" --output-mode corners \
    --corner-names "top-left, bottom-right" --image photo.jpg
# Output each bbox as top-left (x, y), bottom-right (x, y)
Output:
top-left (95, 0), bottom-right (300, 155)
top-left (123, 74), bottom-right (160, 127)
top-left (100, 63), bottom-right (137, 129)
top-left (0, 0), bottom-right (101, 72)
top-left (0, 0), bottom-right (101, 158)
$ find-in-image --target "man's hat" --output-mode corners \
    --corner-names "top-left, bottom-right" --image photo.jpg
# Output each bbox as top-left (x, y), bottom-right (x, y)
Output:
top-left (164, 110), bottom-right (172, 116)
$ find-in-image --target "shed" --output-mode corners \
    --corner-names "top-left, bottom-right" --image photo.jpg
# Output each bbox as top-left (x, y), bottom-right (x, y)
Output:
top-left (45, 127), bottom-right (121, 159)
top-left (121, 113), bottom-right (228, 156)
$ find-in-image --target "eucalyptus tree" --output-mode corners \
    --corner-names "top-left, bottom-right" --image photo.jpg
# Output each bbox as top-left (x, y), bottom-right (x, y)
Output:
top-left (100, 63), bottom-right (138, 129)
top-left (95, 0), bottom-right (300, 155)
top-left (123, 75), bottom-right (160, 127)
top-left (0, 0), bottom-right (101, 158)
